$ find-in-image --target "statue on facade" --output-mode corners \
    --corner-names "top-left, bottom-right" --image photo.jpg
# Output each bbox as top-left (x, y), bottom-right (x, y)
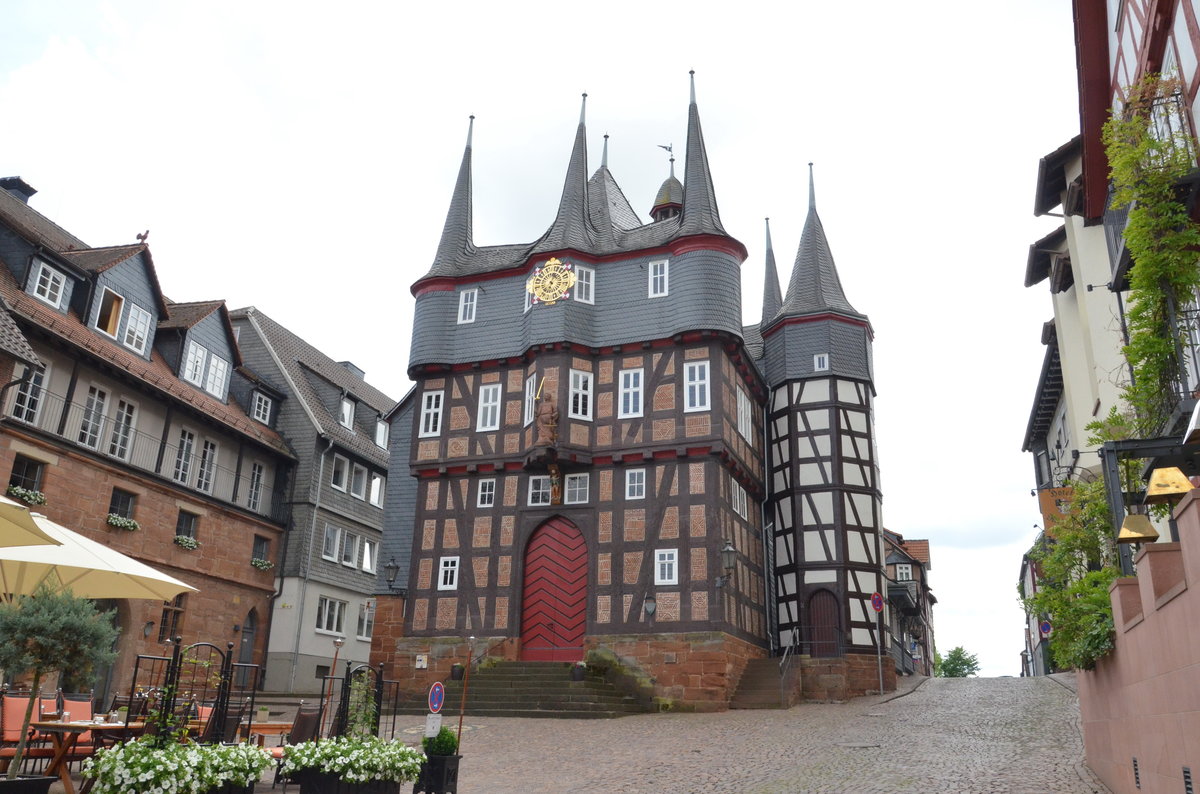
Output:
top-left (536, 391), bottom-right (558, 445)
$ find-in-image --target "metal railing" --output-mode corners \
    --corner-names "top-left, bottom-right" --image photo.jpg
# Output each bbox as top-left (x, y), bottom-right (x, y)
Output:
top-left (778, 626), bottom-right (799, 708)
top-left (890, 637), bottom-right (915, 675)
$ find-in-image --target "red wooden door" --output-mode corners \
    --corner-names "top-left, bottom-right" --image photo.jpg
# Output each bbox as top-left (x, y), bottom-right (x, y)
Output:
top-left (809, 590), bottom-right (841, 657)
top-left (520, 517), bottom-right (587, 661)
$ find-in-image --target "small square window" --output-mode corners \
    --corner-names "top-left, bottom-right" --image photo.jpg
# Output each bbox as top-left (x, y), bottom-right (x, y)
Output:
top-left (438, 557), bottom-right (460, 590)
top-left (896, 563), bottom-right (912, 581)
top-left (252, 393), bottom-right (273, 424)
top-left (339, 398), bottom-right (355, 429)
top-left (813, 353), bottom-right (830, 372)
top-left (528, 475), bottom-right (551, 506)
top-left (32, 261), bottom-right (66, 308)
top-left (649, 259), bottom-right (669, 297)
top-left (565, 473), bottom-right (589, 504)
top-left (458, 289), bottom-right (478, 324)
top-left (654, 549), bottom-right (678, 585)
top-left (626, 469), bottom-right (645, 500)
top-left (330, 455), bottom-right (348, 492)
top-left (109, 488), bottom-right (136, 519)
top-left (175, 511), bottom-right (199, 540)
top-left (322, 524), bottom-right (341, 561)
top-left (477, 478), bottom-right (496, 507)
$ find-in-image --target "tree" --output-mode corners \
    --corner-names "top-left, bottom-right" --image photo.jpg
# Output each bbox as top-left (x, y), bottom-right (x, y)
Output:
top-left (938, 646), bottom-right (980, 677)
top-left (0, 585), bottom-right (117, 778)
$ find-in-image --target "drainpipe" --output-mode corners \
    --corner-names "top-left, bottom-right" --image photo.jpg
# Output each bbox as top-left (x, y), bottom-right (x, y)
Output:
top-left (288, 435), bottom-right (334, 693)
top-left (760, 385), bottom-right (777, 656)
top-left (262, 453), bottom-right (299, 689)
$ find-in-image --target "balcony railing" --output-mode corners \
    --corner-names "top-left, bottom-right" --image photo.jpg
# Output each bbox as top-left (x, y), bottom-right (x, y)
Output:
top-left (7, 383), bottom-right (286, 523)
top-left (887, 579), bottom-right (920, 616)
top-left (890, 636), bottom-right (915, 675)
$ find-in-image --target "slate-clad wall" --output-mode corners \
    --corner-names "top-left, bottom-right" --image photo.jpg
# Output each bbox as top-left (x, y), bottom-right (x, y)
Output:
top-left (189, 311), bottom-right (236, 373)
top-left (0, 227), bottom-right (36, 286)
top-left (408, 248), bottom-right (744, 368)
top-left (382, 396), bottom-right (415, 592)
top-left (762, 319), bottom-right (872, 387)
top-left (88, 255), bottom-right (159, 360)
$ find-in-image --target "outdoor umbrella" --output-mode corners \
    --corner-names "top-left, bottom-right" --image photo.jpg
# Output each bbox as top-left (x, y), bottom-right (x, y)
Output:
top-left (0, 494), bottom-right (61, 547)
top-left (0, 512), bottom-right (196, 600)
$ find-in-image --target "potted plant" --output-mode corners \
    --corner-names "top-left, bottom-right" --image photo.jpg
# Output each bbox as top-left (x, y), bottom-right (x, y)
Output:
top-left (105, 513), bottom-right (139, 531)
top-left (174, 535), bottom-right (200, 550)
top-left (5, 485), bottom-right (45, 506)
top-left (84, 738), bottom-right (271, 794)
top-left (570, 660), bottom-right (587, 681)
top-left (413, 727), bottom-right (460, 794)
top-left (0, 584), bottom-right (117, 794)
top-left (281, 677), bottom-right (423, 794)
top-left (448, 663), bottom-right (465, 681)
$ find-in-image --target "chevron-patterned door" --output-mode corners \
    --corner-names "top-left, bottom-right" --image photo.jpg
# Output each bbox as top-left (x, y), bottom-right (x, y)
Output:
top-left (520, 517), bottom-right (587, 661)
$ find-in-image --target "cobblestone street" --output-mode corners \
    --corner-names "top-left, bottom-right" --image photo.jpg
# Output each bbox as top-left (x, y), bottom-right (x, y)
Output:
top-left (406, 675), bottom-right (1109, 794)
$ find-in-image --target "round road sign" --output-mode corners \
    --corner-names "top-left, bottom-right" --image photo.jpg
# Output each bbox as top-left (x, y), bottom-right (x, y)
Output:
top-left (870, 592), bottom-right (884, 612)
top-left (428, 681), bottom-right (445, 714)
top-left (1040, 620), bottom-right (1052, 637)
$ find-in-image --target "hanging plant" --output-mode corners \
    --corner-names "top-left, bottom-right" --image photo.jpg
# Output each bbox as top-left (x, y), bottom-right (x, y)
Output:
top-left (106, 513), bottom-right (140, 531)
top-left (7, 484), bottom-right (46, 505)
top-left (249, 557), bottom-right (274, 571)
top-left (174, 535), bottom-right (200, 550)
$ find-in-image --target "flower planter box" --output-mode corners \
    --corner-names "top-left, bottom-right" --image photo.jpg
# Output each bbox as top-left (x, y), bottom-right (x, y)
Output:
top-left (292, 770), bottom-right (401, 794)
top-left (0, 776), bottom-right (56, 794)
top-left (413, 755), bottom-right (460, 794)
top-left (210, 785), bottom-right (253, 794)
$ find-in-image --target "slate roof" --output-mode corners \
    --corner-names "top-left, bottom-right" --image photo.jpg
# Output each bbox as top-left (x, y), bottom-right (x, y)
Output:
top-left (161, 300), bottom-right (244, 368)
top-left (742, 322), bottom-right (764, 361)
top-left (0, 183), bottom-right (88, 251)
top-left (0, 299), bottom-right (39, 366)
top-left (231, 307), bottom-right (396, 466)
top-left (60, 244), bottom-right (146, 273)
top-left (1023, 322), bottom-right (1063, 451)
top-left (1024, 225), bottom-right (1067, 288)
top-left (652, 159), bottom-right (684, 213)
top-left (414, 77), bottom-right (740, 288)
top-left (761, 219), bottom-right (783, 328)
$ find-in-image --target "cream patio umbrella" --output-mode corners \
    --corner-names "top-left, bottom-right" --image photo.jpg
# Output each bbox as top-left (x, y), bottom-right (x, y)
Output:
top-left (0, 512), bottom-right (196, 600)
top-left (0, 494), bottom-right (61, 547)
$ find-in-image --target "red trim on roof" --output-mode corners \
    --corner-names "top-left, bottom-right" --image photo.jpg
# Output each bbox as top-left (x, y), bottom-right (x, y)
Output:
top-left (761, 312), bottom-right (874, 340)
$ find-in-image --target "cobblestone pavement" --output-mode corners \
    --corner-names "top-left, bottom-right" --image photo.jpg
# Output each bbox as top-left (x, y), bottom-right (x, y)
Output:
top-left (405, 676), bottom-right (1110, 794)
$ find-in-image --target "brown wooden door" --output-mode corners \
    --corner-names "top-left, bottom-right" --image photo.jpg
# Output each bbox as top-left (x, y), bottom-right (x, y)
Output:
top-left (809, 590), bottom-right (841, 657)
top-left (520, 517), bottom-right (587, 661)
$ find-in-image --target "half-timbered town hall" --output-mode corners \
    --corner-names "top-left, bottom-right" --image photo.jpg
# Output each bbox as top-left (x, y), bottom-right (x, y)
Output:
top-left (373, 75), bottom-right (891, 708)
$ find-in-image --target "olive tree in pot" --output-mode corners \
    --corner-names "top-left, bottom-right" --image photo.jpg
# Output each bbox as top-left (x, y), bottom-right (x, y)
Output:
top-left (413, 727), bottom-right (460, 794)
top-left (0, 585), bottom-right (117, 794)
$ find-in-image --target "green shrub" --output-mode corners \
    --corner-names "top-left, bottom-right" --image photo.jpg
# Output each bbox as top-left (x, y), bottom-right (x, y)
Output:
top-left (421, 726), bottom-right (458, 756)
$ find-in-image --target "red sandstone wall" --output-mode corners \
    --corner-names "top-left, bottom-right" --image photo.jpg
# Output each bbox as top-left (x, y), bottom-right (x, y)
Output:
top-left (1078, 489), bottom-right (1200, 794)
top-left (801, 653), bottom-right (895, 701)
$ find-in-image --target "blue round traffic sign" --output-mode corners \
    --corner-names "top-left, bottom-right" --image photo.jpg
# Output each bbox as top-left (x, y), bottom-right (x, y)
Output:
top-left (1040, 620), bottom-right (1052, 637)
top-left (428, 681), bottom-right (445, 714)
top-left (870, 592), bottom-right (884, 612)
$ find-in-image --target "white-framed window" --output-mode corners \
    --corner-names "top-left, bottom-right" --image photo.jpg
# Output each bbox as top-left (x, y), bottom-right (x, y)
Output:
top-left (321, 524), bottom-right (341, 561)
top-left (369, 473), bottom-right (386, 507)
top-left (374, 419), bottom-right (388, 449)
top-left (196, 440), bottom-right (218, 493)
top-left (737, 388), bottom-right (752, 440)
top-left (316, 596), bottom-right (346, 634)
top-left (204, 355), bottom-right (229, 398)
top-left (458, 289), bottom-right (478, 324)
top-left (895, 563), bottom-right (913, 581)
top-left (173, 428), bottom-right (195, 484)
top-left (731, 476), bottom-right (748, 519)
top-left (523, 374), bottom-right (537, 426)
top-left (350, 463), bottom-right (367, 500)
top-left (523, 285), bottom-right (535, 313)
top-left (438, 556), bottom-right (460, 590)
top-left (356, 601), bottom-right (375, 639)
top-left (247, 461), bottom-right (265, 511)
top-left (528, 475), bottom-right (551, 506)
top-left (619, 369), bottom-right (643, 418)
top-left (123, 304), bottom-right (152, 354)
top-left (95, 288), bottom-right (125, 338)
top-left (477, 478), bottom-right (496, 507)
top-left (330, 454), bottom-right (348, 491)
top-left (183, 341), bottom-right (207, 386)
top-left (574, 266), bottom-right (595, 304)
top-left (362, 540), bottom-right (377, 573)
top-left (11, 363), bottom-right (47, 425)
top-left (565, 473), bottom-right (589, 504)
top-left (813, 353), bottom-right (830, 372)
top-left (649, 259), bottom-right (669, 297)
top-left (31, 260), bottom-right (66, 308)
top-left (626, 469), bottom-right (646, 500)
top-left (420, 390), bottom-right (444, 437)
top-left (654, 549), bottom-right (678, 585)
top-left (477, 383), bottom-right (501, 431)
top-left (252, 393), bottom-right (272, 424)
top-left (569, 370), bottom-right (593, 420)
top-left (684, 361), bottom-right (710, 412)
top-left (78, 385), bottom-right (108, 449)
top-left (339, 397), bottom-right (355, 429)
top-left (341, 533), bottom-right (359, 567)
top-left (107, 398), bottom-right (137, 460)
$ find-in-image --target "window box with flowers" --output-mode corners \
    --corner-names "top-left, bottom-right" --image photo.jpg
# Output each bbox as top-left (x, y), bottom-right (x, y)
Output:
top-left (84, 736), bottom-right (272, 794)
top-left (106, 513), bottom-right (140, 531)
top-left (6, 485), bottom-right (46, 506)
top-left (250, 558), bottom-right (274, 571)
top-left (174, 535), bottom-right (201, 550)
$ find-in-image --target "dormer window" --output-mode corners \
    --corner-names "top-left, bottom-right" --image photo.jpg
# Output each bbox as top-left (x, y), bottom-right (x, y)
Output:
top-left (374, 419), bottom-right (388, 448)
top-left (339, 397), bottom-right (355, 429)
top-left (252, 393), bottom-right (273, 424)
top-left (183, 340), bottom-right (230, 398)
top-left (204, 355), bottom-right (229, 396)
top-left (95, 288), bottom-right (125, 338)
top-left (31, 260), bottom-right (66, 308)
top-left (184, 341), bottom-right (208, 385)
top-left (123, 304), bottom-right (153, 354)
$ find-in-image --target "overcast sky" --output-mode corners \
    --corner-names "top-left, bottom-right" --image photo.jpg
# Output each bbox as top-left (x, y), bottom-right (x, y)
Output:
top-left (0, 1), bottom-right (1080, 676)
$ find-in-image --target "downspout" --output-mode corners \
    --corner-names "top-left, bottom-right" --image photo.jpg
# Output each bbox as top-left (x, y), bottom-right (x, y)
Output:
top-left (262, 453), bottom-right (299, 689)
top-left (288, 435), bottom-right (334, 693)
top-left (760, 384), bottom-right (777, 656)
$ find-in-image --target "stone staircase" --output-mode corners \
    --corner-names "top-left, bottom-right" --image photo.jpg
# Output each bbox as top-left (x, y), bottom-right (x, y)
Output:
top-left (728, 656), bottom-right (799, 709)
top-left (392, 661), bottom-right (650, 719)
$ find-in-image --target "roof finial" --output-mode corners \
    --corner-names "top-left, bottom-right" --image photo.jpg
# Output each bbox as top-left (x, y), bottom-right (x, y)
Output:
top-left (808, 162), bottom-right (815, 210)
top-left (689, 70), bottom-right (696, 104)
top-left (602, 133), bottom-right (609, 168)
top-left (764, 217), bottom-right (773, 252)
top-left (669, 155), bottom-right (675, 178)
top-left (468, 115), bottom-right (475, 148)
top-left (579, 92), bottom-right (587, 126)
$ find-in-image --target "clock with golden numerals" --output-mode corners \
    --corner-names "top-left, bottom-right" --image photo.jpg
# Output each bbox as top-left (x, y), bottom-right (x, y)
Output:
top-left (526, 258), bottom-right (577, 305)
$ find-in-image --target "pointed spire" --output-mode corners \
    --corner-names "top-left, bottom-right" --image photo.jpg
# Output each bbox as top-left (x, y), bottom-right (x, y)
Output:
top-left (602, 133), bottom-right (609, 169)
top-left (761, 218), bottom-right (782, 327)
top-left (779, 164), bottom-right (861, 318)
top-left (679, 71), bottom-right (727, 236)
top-left (534, 94), bottom-right (597, 253)
top-left (428, 115), bottom-right (477, 275)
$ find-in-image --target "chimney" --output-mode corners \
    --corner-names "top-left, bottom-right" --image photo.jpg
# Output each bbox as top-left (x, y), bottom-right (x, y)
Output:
top-left (0, 177), bottom-right (37, 204)
top-left (338, 361), bottom-right (366, 379)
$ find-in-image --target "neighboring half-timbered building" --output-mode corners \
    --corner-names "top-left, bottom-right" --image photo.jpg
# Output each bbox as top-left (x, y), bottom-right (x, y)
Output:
top-left (374, 76), bottom-right (894, 707)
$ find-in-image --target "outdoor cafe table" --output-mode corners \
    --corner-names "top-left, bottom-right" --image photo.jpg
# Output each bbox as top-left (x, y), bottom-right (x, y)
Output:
top-left (30, 720), bottom-right (145, 794)
top-left (239, 721), bottom-right (294, 746)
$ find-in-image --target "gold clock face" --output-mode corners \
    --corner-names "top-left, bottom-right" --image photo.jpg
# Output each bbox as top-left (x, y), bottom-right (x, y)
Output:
top-left (526, 258), bottom-right (577, 305)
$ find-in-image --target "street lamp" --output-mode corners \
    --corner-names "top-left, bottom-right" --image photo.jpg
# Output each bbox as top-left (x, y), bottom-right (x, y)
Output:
top-left (383, 557), bottom-right (400, 590)
top-left (715, 540), bottom-right (737, 587)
